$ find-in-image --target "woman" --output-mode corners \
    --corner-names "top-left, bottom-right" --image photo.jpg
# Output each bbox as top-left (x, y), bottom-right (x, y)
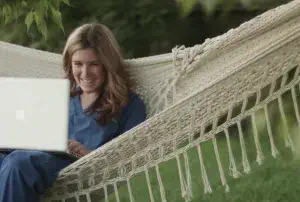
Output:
top-left (0, 23), bottom-right (146, 202)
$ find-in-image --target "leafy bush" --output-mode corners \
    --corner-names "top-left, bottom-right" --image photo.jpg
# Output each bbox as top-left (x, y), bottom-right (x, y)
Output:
top-left (0, 0), bottom-right (180, 58)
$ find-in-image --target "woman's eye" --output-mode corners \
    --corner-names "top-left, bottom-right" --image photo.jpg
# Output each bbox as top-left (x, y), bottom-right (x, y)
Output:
top-left (73, 62), bottom-right (82, 67)
top-left (91, 63), bottom-right (99, 66)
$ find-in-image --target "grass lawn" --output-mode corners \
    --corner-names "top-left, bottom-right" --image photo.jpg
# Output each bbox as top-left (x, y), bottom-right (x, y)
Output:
top-left (98, 118), bottom-right (300, 202)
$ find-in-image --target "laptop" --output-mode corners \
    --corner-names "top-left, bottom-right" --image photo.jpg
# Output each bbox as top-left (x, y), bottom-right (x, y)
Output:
top-left (0, 77), bottom-right (78, 161)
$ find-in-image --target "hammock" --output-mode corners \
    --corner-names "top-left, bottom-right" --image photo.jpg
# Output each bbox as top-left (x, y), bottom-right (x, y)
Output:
top-left (1, 0), bottom-right (300, 201)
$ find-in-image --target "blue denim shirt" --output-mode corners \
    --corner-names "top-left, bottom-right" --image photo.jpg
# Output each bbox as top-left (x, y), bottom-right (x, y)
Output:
top-left (68, 92), bottom-right (146, 150)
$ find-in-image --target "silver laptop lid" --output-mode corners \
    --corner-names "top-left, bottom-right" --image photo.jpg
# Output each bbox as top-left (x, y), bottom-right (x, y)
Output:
top-left (0, 77), bottom-right (70, 152)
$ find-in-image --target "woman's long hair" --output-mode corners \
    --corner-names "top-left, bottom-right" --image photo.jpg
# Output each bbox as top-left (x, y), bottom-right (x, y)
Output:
top-left (63, 23), bottom-right (132, 125)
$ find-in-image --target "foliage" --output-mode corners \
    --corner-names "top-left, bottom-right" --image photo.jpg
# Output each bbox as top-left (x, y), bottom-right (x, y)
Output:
top-left (0, 0), bottom-right (180, 58)
top-left (0, 0), bottom-right (290, 57)
top-left (0, 0), bottom-right (70, 39)
top-left (176, 0), bottom-right (290, 17)
top-left (60, 0), bottom-right (180, 57)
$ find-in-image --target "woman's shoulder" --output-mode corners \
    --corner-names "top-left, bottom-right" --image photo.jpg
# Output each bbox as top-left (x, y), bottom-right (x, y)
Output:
top-left (120, 91), bottom-right (146, 117)
top-left (118, 91), bottom-right (147, 133)
top-left (126, 92), bottom-right (145, 109)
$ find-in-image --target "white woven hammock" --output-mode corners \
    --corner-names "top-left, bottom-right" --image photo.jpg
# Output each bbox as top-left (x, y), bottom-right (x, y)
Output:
top-left (1, 0), bottom-right (300, 201)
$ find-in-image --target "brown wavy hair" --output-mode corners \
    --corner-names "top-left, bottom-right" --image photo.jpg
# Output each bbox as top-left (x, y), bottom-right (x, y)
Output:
top-left (63, 23), bottom-right (132, 125)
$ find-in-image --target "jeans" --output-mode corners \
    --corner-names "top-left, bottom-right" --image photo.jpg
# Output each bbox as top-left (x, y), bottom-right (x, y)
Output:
top-left (0, 150), bottom-right (73, 202)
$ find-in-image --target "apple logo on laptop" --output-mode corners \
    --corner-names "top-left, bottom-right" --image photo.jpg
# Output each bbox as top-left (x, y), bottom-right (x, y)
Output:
top-left (16, 109), bottom-right (25, 120)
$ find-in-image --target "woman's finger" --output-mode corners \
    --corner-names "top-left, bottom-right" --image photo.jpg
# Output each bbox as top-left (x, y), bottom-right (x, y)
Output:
top-left (73, 145), bottom-right (83, 153)
top-left (79, 147), bottom-right (90, 156)
top-left (68, 140), bottom-right (77, 146)
top-left (67, 140), bottom-right (90, 158)
top-left (68, 140), bottom-right (81, 151)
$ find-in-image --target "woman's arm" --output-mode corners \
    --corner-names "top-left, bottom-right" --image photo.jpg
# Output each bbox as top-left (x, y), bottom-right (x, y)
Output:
top-left (119, 93), bottom-right (147, 135)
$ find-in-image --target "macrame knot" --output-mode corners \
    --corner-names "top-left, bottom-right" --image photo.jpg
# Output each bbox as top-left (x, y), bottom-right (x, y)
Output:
top-left (118, 165), bottom-right (126, 177)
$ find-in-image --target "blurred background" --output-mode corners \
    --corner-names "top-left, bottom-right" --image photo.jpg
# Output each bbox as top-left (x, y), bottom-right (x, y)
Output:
top-left (0, 0), bottom-right (291, 58)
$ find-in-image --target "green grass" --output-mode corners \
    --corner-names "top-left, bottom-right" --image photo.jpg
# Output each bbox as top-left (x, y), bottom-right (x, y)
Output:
top-left (96, 119), bottom-right (300, 202)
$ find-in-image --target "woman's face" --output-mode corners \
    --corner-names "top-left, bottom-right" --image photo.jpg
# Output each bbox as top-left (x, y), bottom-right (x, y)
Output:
top-left (71, 48), bottom-right (104, 95)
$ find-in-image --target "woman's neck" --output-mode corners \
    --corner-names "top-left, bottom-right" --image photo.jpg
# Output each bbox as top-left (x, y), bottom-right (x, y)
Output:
top-left (80, 92), bottom-right (99, 111)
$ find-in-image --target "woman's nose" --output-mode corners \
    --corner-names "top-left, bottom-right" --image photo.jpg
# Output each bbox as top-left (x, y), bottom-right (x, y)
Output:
top-left (81, 65), bottom-right (90, 77)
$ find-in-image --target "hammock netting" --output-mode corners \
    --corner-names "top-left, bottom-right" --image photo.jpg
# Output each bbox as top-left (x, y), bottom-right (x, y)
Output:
top-left (1, 0), bottom-right (300, 201)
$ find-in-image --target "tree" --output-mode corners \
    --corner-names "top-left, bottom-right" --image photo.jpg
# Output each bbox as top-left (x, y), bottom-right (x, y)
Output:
top-left (176, 0), bottom-right (291, 17)
top-left (0, 0), bottom-right (70, 39)
top-left (0, 0), bottom-right (180, 58)
top-left (0, 0), bottom-right (290, 41)
top-left (0, 0), bottom-right (290, 58)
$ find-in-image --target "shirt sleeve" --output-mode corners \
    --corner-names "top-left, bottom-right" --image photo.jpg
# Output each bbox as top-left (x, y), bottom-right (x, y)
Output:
top-left (119, 93), bottom-right (147, 135)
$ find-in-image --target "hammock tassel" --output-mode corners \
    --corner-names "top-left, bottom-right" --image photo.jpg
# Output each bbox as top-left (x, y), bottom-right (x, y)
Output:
top-left (176, 154), bottom-right (187, 201)
top-left (113, 182), bottom-right (121, 202)
top-left (196, 144), bottom-right (212, 194)
top-left (103, 185), bottom-right (109, 202)
top-left (264, 105), bottom-right (279, 158)
top-left (155, 164), bottom-right (167, 202)
top-left (278, 96), bottom-right (295, 152)
top-left (291, 87), bottom-right (300, 131)
top-left (224, 128), bottom-right (241, 178)
top-left (212, 136), bottom-right (229, 192)
top-left (145, 167), bottom-right (155, 202)
top-left (176, 154), bottom-right (192, 202)
top-left (251, 113), bottom-right (264, 165)
top-left (237, 121), bottom-right (251, 174)
top-left (86, 193), bottom-right (92, 202)
top-left (183, 151), bottom-right (193, 200)
top-left (127, 178), bottom-right (135, 202)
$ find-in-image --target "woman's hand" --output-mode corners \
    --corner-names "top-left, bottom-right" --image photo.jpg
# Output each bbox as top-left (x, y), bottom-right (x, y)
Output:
top-left (68, 140), bottom-right (91, 158)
